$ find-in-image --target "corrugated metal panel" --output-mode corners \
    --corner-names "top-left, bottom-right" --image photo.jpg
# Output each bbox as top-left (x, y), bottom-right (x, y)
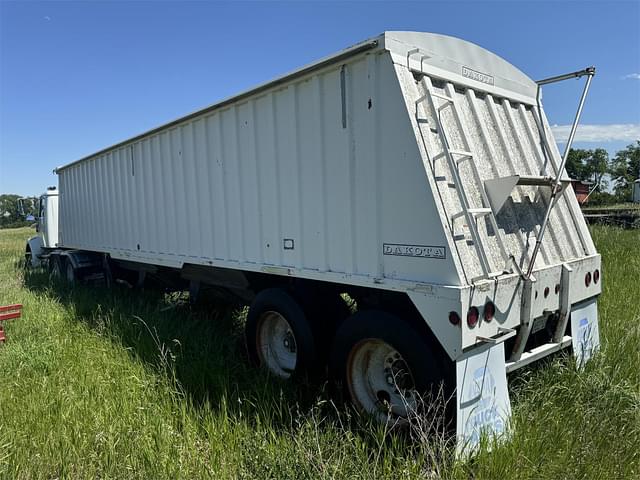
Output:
top-left (58, 50), bottom-right (460, 287)
top-left (58, 31), bottom-right (595, 291)
top-left (400, 68), bottom-right (591, 282)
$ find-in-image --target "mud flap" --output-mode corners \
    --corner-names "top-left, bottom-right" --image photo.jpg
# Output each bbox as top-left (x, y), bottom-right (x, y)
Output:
top-left (456, 342), bottom-right (511, 456)
top-left (570, 298), bottom-right (600, 367)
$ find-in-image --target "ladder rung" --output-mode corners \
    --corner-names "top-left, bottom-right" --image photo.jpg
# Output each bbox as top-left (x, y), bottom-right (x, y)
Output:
top-left (450, 208), bottom-right (491, 222)
top-left (449, 150), bottom-right (473, 158)
top-left (470, 271), bottom-right (504, 283)
top-left (433, 150), bottom-right (472, 164)
top-left (468, 208), bottom-right (492, 216)
top-left (431, 91), bottom-right (454, 103)
top-left (487, 270), bottom-right (505, 278)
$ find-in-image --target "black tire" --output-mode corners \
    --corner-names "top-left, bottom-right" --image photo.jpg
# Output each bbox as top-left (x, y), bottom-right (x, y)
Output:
top-left (329, 310), bottom-right (453, 425)
top-left (65, 259), bottom-right (76, 285)
top-left (49, 256), bottom-right (63, 280)
top-left (245, 288), bottom-right (317, 379)
top-left (24, 246), bottom-right (32, 269)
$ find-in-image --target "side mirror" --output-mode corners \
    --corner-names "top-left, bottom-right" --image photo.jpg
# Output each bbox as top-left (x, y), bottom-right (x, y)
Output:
top-left (17, 198), bottom-right (26, 216)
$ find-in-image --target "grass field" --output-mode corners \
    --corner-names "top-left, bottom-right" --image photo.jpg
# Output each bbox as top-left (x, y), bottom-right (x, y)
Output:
top-left (0, 226), bottom-right (638, 479)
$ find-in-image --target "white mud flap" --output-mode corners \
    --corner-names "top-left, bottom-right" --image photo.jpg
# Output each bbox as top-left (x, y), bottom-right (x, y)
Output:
top-left (456, 342), bottom-right (511, 456)
top-left (570, 298), bottom-right (600, 367)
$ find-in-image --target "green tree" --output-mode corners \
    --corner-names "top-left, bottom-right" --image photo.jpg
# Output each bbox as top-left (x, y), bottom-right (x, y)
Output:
top-left (0, 194), bottom-right (38, 229)
top-left (565, 148), bottom-right (590, 181)
top-left (584, 148), bottom-right (609, 192)
top-left (611, 141), bottom-right (640, 200)
top-left (565, 148), bottom-right (609, 192)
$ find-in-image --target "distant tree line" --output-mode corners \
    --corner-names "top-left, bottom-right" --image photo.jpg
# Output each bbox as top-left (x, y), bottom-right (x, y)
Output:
top-left (566, 141), bottom-right (640, 205)
top-left (0, 194), bottom-right (38, 229)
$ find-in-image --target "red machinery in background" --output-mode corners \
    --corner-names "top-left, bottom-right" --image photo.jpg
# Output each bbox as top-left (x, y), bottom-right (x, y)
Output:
top-left (0, 304), bottom-right (22, 344)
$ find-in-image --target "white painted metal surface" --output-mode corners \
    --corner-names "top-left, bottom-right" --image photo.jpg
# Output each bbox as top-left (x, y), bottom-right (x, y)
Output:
top-left (41, 189), bottom-right (59, 249)
top-left (456, 342), bottom-right (511, 456)
top-left (55, 31), bottom-right (601, 359)
top-left (570, 298), bottom-right (600, 367)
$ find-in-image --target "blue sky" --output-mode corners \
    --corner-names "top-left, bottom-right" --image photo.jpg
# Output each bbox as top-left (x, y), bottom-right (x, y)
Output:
top-left (1, 0), bottom-right (639, 196)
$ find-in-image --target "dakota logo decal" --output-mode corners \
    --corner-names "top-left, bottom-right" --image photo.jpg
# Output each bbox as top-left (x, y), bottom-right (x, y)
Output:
top-left (462, 66), bottom-right (494, 86)
top-left (383, 243), bottom-right (446, 259)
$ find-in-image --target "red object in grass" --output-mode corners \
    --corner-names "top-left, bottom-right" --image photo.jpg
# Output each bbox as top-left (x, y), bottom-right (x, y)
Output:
top-left (0, 304), bottom-right (22, 344)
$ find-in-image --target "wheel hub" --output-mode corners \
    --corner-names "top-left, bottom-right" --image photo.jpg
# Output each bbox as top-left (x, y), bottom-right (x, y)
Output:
top-left (347, 339), bottom-right (417, 423)
top-left (256, 311), bottom-right (297, 379)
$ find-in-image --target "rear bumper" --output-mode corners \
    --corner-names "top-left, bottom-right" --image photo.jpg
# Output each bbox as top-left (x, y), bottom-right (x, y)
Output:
top-left (505, 335), bottom-right (572, 373)
top-left (462, 254), bottom-right (602, 352)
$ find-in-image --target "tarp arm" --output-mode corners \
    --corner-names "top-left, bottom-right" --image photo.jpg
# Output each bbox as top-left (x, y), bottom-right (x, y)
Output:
top-left (525, 66), bottom-right (596, 278)
top-left (536, 66), bottom-right (595, 86)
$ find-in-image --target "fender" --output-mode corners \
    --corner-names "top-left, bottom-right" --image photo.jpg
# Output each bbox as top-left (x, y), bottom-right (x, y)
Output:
top-left (25, 236), bottom-right (44, 267)
top-left (57, 249), bottom-right (103, 270)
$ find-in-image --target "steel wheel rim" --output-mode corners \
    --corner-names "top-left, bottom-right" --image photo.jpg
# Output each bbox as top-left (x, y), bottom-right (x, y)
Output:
top-left (256, 311), bottom-right (297, 379)
top-left (347, 339), bottom-right (417, 422)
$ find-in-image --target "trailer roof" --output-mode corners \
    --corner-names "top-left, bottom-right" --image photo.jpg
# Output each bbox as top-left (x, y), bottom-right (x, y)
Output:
top-left (56, 31), bottom-right (537, 173)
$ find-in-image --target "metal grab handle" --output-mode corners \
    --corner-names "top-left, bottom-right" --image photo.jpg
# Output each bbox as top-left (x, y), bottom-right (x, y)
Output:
top-left (476, 327), bottom-right (517, 345)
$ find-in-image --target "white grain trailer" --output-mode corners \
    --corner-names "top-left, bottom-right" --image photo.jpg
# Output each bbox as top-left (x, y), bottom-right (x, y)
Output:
top-left (26, 31), bottom-right (602, 452)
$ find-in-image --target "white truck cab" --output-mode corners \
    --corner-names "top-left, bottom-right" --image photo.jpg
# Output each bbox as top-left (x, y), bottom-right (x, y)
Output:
top-left (38, 187), bottom-right (59, 248)
top-left (25, 187), bottom-right (59, 267)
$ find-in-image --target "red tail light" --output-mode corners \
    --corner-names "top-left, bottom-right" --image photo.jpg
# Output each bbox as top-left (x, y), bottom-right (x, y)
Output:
top-left (467, 307), bottom-right (479, 328)
top-left (483, 301), bottom-right (495, 322)
top-left (594, 269), bottom-right (600, 284)
top-left (449, 311), bottom-right (461, 326)
top-left (585, 271), bottom-right (592, 287)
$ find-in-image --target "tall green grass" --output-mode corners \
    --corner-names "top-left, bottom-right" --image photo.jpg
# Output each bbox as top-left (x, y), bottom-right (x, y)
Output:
top-left (0, 226), bottom-right (638, 479)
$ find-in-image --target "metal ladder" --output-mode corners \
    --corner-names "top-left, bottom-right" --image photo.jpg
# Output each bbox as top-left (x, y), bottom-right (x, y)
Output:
top-left (417, 78), bottom-right (511, 282)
